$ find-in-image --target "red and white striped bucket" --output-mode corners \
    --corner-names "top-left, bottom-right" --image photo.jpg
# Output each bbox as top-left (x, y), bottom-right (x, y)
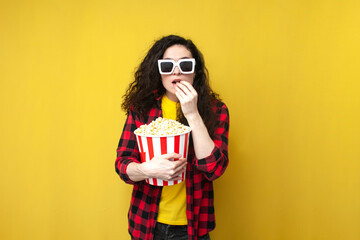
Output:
top-left (134, 131), bottom-right (191, 186)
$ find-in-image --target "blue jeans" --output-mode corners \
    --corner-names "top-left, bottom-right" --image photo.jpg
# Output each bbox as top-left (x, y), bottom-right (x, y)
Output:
top-left (153, 222), bottom-right (211, 240)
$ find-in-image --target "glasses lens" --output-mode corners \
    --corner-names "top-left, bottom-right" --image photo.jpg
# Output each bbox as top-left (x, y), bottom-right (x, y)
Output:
top-left (179, 61), bottom-right (193, 72)
top-left (160, 61), bottom-right (174, 73)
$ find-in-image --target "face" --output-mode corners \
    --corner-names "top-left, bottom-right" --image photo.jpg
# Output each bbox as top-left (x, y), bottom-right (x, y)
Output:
top-left (160, 44), bottom-right (195, 102)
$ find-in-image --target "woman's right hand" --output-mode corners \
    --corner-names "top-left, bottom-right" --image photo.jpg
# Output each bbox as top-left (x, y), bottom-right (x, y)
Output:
top-left (139, 153), bottom-right (187, 181)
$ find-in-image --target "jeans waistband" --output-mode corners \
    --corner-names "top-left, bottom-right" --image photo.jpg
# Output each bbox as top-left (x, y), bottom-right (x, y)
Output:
top-left (156, 222), bottom-right (187, 230)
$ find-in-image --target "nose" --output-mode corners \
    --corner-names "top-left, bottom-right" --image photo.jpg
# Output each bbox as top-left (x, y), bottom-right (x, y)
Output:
top-left (173, 66), bottom-right (181, 75)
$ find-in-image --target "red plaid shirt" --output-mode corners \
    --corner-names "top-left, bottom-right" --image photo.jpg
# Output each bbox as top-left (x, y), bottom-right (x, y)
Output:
top-left (115, 97), bottom-right (229, 240)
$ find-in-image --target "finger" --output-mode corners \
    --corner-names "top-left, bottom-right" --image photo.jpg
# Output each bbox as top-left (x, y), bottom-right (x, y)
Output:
top-left (173, 160), bottom-right (186, 171)
top-left (179, 81), bottom-right (197, 96)
top-left (174, 89), bottom-right (184, 100)
top-left (174, 162), bottom-right (187, 175)
top-left (173, 159), bottom-right (187, 170)
top-left (165, 170), bottom-right (183, 181)
top-left (173, 158), bottom-right (186, 165)
top-left (170, 175), bottom-right (184, 182)
top-left (175, 84), bottom-right (187, 99)
top-left (161, 152), bottom-right (182, 159)
top-left (173, 168), bottom-right (186, 179)
top-left (176, 82), bottom-right (192, 96)
top-left (171, 164), bottom-right (186, 177)
top-left (174, 89), bottom-right (185, 104)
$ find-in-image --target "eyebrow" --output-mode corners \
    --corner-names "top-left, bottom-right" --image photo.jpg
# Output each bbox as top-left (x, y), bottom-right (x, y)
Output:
top-left (163, 57), bottom-right (192, 60)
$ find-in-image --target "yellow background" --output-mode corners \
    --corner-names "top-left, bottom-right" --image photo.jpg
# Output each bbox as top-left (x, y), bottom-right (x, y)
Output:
top-left (1, 0), bottom-right (359, 239)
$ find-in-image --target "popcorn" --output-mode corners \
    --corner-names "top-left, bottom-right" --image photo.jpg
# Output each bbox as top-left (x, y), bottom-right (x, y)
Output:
top-left (134, 117), bottom-right (191, 136)
top-left (134, 117), bottom-right (191, 186)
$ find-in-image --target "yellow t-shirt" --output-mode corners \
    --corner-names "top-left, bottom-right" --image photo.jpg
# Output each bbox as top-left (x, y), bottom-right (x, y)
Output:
top-left (157, 94), bottom-right (187, 225)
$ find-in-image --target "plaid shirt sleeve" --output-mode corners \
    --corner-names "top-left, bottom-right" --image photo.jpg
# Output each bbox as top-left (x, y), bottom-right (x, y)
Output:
top-left (194, 101), bottom-right (230, 181)
top-left (115, 108), bottom-right (141, 185)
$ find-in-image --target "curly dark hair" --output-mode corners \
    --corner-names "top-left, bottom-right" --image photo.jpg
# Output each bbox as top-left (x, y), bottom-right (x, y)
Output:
top-left (122, 35), bottom-right (221, 137)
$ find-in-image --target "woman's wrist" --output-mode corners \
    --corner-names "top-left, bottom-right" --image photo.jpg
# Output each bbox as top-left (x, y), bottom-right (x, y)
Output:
top-left (127, 162), bottom-right (149, 182)
top-left (185, 111), bottom-right (216, 159)
top-left (185, 111), bottom-right (202, 126)
top-left (137, 162), bottom-right (149, 178)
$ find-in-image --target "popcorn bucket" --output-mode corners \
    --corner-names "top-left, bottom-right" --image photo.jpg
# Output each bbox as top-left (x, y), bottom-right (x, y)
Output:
top-left (134, 130), bottom-right (191, 186)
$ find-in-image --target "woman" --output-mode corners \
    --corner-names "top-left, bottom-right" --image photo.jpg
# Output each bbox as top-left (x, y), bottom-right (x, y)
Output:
top-left (115, 35), bottom-right (229, 240)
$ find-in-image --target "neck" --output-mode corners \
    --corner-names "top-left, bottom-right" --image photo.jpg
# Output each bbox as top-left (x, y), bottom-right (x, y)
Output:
top-left (165, 92), bottom-right (179, 102)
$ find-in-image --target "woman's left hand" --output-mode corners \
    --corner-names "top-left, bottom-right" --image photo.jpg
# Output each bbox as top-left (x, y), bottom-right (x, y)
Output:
top-left (175, 81), bottom-right (199, 118)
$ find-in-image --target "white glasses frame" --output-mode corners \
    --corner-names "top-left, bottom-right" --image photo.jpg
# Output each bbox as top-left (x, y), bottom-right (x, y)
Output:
top-left (157, 58), bottom-right (196, 75)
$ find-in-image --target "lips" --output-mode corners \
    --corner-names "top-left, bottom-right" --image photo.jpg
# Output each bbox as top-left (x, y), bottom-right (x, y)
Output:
top-left (172, 79), bottom-right (181, 84)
